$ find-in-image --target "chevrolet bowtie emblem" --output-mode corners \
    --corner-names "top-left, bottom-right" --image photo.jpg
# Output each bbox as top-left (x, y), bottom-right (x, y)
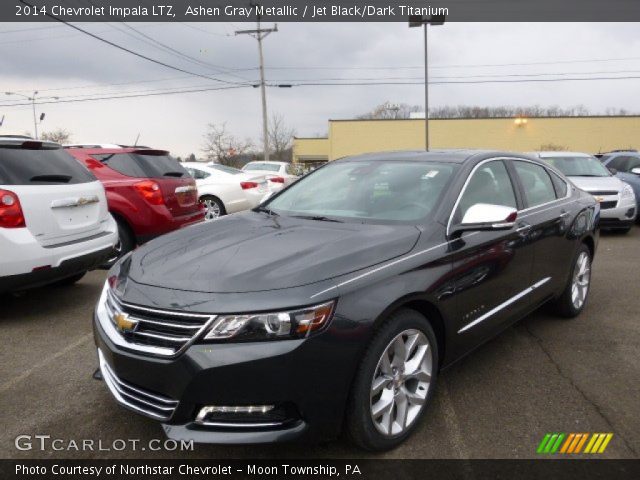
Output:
top-left (594, 196), bottom-right (605, 203)
top-left (114, 313), bottom-right (137, 333)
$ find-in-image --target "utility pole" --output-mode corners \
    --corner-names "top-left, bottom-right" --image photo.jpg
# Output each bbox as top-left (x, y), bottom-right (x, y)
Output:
top-left (236, 6), bottom-right (277, 161)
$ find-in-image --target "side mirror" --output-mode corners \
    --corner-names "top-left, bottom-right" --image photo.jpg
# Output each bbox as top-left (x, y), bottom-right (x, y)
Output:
top-left (631, 167), bottom-right (640, 176)
top-left (608, 167), bottom-right (618, 175)
top-left (451, 203), bottom-right (518, 237)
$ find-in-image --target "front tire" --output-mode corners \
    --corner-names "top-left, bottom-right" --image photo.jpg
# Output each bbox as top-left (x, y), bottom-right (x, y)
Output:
top-left (552, 244), bottom-right (592, 318)
top-left (346, 309), bottom-right (439, 451)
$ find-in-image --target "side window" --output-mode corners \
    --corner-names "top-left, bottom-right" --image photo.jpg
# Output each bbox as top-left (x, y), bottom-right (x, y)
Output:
top-left (513, 161), bottom-right (557, 207)
top-left (455, 161), bottom-right (517, 222)
top-left (190, 168), bottom-right (209, 180)
top-left (629, 157), bottom-right (640, 171)
top-left (607, 156), bottom-right (632, 172)
top-left (548, 170), bottom-right (568, 198)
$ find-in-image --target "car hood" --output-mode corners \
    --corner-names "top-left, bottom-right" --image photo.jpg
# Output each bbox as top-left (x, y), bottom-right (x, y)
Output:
top-left (127, 212), bottom-right (421, 293)
top-left (569, 175), bottom-right (624, 193)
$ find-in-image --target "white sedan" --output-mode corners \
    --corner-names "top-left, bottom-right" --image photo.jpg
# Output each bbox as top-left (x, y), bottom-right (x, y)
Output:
top-left (241, 161), bottom-right (299, 191)
top-left (183, 162), bottom-right (269, 221)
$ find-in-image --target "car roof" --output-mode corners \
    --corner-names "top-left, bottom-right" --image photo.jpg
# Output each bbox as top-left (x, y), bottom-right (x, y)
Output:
top-left (533, 151), bottom-right (594, 158)
top-left (333, 149), bottom-right (537, 164)
top-left (245, 160), bottom-right (288, 165)
top-left (0, 137), bottom-right (60, 148)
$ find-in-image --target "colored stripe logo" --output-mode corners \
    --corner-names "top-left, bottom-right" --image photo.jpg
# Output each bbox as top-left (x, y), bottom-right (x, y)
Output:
top-left (537, 433), bottom-right (613, 454)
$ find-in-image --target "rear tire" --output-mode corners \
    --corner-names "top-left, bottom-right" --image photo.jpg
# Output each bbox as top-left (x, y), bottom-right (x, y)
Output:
top-left (201, 195), bottom-right (226, 221)
top-left (102, 218), bottom-right (135, 268)
top-left (551, 244), bottom-right (592, 318)
top-left (346, 309), bottom-right (439, 451)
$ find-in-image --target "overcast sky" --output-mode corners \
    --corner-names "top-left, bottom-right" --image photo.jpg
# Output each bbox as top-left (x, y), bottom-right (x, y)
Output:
top-left (0, 22), bottom-right (639, 157)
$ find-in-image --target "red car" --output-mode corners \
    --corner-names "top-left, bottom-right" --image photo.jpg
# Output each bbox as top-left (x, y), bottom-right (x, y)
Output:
top-left (66, 145), bottom-right (204, 264)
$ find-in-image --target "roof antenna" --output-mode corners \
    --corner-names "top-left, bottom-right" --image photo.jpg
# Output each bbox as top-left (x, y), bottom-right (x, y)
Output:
top-left (133, 133), bottom-right (140, 146)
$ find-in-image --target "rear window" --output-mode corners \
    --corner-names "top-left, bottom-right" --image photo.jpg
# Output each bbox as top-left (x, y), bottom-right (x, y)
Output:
top-left (92, 153), bottom-right (188, 178)
top-left (244, 162), bottom-right (280, 172)
top-left (209, 164), bottom-right (242, 175)
top-left (0, 145), bottom-right (96, 185)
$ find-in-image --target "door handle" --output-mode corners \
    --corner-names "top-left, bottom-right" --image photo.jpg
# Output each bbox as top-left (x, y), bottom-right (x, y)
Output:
top-left (559, 210), bottom-right (571, 219)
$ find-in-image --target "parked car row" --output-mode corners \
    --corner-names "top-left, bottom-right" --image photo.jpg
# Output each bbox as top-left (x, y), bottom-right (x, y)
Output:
top-left (532, 151), bottom-right (638, 233)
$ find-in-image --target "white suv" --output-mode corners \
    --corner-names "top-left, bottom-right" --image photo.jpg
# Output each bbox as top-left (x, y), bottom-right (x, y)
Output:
top-left (0, 137), bottom-right (117, 292)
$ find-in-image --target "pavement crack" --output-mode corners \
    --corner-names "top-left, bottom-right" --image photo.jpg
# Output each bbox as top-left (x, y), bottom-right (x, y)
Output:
top-left (521, 323), bottom-right (638, 457)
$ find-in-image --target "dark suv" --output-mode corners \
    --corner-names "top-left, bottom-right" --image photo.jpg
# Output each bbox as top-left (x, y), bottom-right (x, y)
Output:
top-left (66, 145), bottom-right (204, 263)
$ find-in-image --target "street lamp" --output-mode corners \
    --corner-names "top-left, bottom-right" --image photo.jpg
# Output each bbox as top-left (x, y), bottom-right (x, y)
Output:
top-left (4, 91), bottom-right (59, 139)
top-left (409, 14), bottom-right (445, 151)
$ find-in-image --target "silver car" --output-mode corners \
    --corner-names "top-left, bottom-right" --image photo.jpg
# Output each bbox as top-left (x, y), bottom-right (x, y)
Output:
top-left (533, 151), bottom-right (637, 233)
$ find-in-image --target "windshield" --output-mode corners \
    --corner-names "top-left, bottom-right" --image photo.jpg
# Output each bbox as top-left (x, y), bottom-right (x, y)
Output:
top-left (209, 164), bottom-right (242, 175)
top-left (265, 160), bottom-right (458, 223)
top-left (244, 162), bottom-right (280, 172)
top-left (543, 156), bottom-right (610, 177)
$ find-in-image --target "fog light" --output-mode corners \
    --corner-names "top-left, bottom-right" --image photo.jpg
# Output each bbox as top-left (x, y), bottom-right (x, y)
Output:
top-left (626, 208), bottom-right (636, 218)
top-left (196, 405), bottom-right (279, 427)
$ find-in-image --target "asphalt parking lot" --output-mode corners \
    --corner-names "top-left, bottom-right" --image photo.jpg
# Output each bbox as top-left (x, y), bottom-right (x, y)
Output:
top-left (1, 228), bottom-right (639, 460)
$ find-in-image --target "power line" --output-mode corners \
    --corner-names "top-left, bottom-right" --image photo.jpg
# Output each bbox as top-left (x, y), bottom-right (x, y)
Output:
top-left (0, 84), bottom-right (250, 108)
top-left (282, 75), bottom-right (640, 87)
top-left (18, 0), bottom-right (248, 87)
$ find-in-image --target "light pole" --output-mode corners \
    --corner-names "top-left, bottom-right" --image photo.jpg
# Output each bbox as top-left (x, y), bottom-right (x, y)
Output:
top-left (4, 91), bottom-right (59, 139)
top-left (409, 14), bottom-right (445, 151)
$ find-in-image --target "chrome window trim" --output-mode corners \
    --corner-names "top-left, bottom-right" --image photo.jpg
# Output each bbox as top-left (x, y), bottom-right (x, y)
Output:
top-left (446, 156), bottom-right (573, 237)
top-left (458, 277), bottom-right (551, 334)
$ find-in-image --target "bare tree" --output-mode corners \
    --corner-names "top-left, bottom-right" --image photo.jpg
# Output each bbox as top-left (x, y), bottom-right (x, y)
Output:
top-left (268, 113), bottom-right (296, 161)
top-left (40, 128), bottom-right (72, 144)
top-left (202, 122), bottom-right (253, 167)
top-left (358, 101), bottom-right (422, 120)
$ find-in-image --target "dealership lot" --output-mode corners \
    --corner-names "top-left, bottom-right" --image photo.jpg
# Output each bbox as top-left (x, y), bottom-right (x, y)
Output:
top-left (1, 229), bottom-right (639, 459)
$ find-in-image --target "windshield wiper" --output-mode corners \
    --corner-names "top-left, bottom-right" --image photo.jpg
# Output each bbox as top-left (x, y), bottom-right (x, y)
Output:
top-left (292, 215), bottom-right (344, 223)
top-left (255, 206), bottom-right (279, 216)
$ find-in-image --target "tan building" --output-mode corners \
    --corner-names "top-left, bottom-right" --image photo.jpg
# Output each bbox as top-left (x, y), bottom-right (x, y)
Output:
top-left (293, 116), bottom-right (640, 166)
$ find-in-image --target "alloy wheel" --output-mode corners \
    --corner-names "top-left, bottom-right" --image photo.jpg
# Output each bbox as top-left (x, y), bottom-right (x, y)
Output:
top-left (571, 251), bottom-right (591, 309)
top-left (370, 329), bottom-right (433, 436)
top-left (202, 199), bottom-right (221, 221)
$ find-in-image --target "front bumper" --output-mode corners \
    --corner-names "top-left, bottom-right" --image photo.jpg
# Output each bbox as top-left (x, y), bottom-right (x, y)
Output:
top-left (93, 307), bottom-right (357, 444)
top-left (599, 200), bottom-right (637, 229)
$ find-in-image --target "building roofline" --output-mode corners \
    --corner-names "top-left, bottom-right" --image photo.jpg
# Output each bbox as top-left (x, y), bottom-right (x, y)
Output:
top-left (293, 136), bottom-right (329, 140)
top-left (328, 115), bottom-right (640, 122)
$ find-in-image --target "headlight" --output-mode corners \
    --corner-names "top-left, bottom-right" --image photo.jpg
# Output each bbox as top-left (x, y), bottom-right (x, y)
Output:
top-left (621, 183), bottom-right (635, 198)
top-left (203, 301), bottom-right (336, 342)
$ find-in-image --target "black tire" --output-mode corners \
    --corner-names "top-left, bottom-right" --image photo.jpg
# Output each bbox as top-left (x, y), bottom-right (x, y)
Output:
top-left (200, 195), bottom-right (226, 221)
top-left (346, 309), bottom-right (439, 451)
top-left (551, 243), bottom-right (592, 318)
top-left (53, 271), bottom-right (86, 286)
top-left (102, 217), bottom-right (135, 268)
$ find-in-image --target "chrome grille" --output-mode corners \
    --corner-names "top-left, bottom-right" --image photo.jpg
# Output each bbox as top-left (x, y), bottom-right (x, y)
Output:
top-left (104, 289), bottom-right (215, 356)
top-left (98, 350), bottom-right (178, 421)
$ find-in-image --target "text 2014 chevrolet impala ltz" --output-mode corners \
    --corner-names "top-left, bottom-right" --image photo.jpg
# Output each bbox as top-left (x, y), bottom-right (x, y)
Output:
top-left (94, 150), bottom-right (599, 451)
